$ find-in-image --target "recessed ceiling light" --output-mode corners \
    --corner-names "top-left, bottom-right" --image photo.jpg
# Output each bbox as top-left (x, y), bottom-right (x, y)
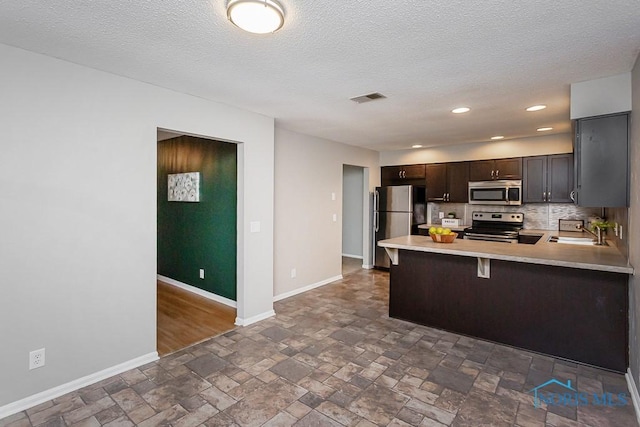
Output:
top-left (412, 145), bottom-right (423, 148)
top-left (491, 136), bottom-right (504, 140)
top-left (227, 0), bottom-right (285, 34)
top-left (526, 105), bottom-right (547, 112)
top-left (537, 127), bottom-right (553, 132)
top-left (451, 107), bottom-right (470, 114)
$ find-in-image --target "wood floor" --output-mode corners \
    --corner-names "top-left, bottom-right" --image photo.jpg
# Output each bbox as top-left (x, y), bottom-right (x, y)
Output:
top-left (157, 281), bottom-right (236, 356)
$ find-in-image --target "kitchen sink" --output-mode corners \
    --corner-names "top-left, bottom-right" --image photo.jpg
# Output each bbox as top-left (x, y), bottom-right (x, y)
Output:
top-left (518, 234), bottom-right (543, 245)
top-left (547, 235), bottom-right (608, 246)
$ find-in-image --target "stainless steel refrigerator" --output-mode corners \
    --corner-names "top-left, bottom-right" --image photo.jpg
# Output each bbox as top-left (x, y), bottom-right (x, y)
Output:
top-left (373, 185), bottom-right (426, 269)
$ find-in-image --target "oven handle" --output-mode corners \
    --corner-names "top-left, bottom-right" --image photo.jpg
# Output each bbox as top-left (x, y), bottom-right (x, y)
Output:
top-left (464, 233), bottom-right (518, 242)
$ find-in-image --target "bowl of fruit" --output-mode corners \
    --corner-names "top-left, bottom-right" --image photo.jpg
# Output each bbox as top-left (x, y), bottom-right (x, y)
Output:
top-left (428, 226), bottom-right (457, 243)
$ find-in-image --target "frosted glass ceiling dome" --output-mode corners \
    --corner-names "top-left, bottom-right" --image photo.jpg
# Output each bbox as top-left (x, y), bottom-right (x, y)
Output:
top-left (227, 0), bottom-right (285, 34)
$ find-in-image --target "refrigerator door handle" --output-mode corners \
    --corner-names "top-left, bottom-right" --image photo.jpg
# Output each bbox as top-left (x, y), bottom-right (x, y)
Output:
top-left (374, 212), bottom-right (379, 232)
top-left (374, 190), bottom-right (379, 212)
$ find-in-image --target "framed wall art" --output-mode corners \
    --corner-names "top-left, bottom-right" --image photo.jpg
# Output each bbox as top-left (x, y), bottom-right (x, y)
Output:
top-left (168, 172), bottom-right (200, 202)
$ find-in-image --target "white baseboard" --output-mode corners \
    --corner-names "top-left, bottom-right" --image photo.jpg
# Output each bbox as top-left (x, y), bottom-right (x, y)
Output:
top-left (273, 275), bottom-right (343, 302)
top-left (235, 310), bottom-right (276, 326)
top-left (157, 275), bottom-right (237, 308)
top-left (341, 254), bottom-right (363, 259)
top-left (626, 369), bottom-right (640, 425)
top-left (362, 264), bottom-right (374, 269)
top-left (0, 352), bottom-right (158, 420)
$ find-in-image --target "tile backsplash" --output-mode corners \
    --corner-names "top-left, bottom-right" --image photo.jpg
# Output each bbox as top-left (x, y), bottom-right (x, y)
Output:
top-left (428, 203), bottom-right (602, 230)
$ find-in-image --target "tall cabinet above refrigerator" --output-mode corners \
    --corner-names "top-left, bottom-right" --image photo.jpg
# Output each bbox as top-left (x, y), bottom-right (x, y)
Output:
top-left (373, 185), bottom-right (426, 269)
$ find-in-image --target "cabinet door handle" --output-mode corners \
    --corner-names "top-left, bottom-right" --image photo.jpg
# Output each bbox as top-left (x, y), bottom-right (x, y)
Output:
top-left (496, 170), bottom-right (499, 178)
top-left (570, 190), bottom-right (576, 202)
top-left (491, 170), bottom-right (494, 178)
top-left (403, 170), bottom-right (406, 178)
top-left (446, 193), bottom-right (450, 201)
top-left (398, 170), bottom-right (402, 178)
top-left (543, 191), bottom-right (547, 201)
top-left (443, 193), bottom-right (447, 201)
top-left (547, 191), bottom-right (551, 201)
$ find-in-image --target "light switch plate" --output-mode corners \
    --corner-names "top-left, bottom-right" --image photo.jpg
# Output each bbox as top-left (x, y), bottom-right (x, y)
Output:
top-left (559, 219), bottom-right (584, 232)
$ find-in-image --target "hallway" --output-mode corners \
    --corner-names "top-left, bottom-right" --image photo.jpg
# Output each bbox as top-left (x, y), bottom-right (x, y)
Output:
top-left (157, 281), bottom-right (236, 356)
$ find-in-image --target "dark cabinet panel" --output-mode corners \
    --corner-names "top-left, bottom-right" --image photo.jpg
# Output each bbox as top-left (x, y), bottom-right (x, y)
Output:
top-left (574, 113), bottom-right (629, 207)
top-left (522, 156), bottom-right (547, 203)
top-left (469, 160), bottom-right (495, 181)
top-left (403, 164), bottom-right (427, 179)
top-left (469, 158), bottom-right (521, 181)
top-left (381, 166), bottom-right (403, 185)
top-left (390, 250), bottom-right (628, 372)
top-left (447, 162), bottom-right (469, 203)
top-left (425, 163), bottom-right (447, 201)
top-left (381, 164), bottom-right (426, 186)
top-left (548, 154), bottom-right (573, 203)
top-left (523, 154), bottom-right (573, 203)
top-left (494, 158), bottom-right (522, 179)
top-left (426, 162), bottom-right (469, 202)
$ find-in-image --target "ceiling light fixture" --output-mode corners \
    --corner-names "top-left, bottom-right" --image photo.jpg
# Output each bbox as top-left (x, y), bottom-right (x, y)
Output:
top-left (227, 0), bottom-right (285, 34)
top-left (526, 105), bottom-right (547, 112)
top-left (491, 136), bottom-right (504, 140)
top-left (537, 127), bottom-right (553, 132)
top-left (412, 145), bottom-right (423, 148)
top-left (451, 107), bottom-right (470, 114)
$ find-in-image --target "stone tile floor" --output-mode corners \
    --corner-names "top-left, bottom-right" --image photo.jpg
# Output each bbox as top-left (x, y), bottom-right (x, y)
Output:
top-left (2, 268), bottom-right (638, 426)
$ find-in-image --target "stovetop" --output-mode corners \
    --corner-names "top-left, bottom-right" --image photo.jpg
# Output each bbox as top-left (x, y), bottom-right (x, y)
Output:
top-left (464, 211), bottom-right (524, 238)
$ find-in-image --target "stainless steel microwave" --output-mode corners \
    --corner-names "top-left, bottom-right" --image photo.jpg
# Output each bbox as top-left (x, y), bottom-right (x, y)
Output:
top-left (468, 180), bottom-right (522, 205)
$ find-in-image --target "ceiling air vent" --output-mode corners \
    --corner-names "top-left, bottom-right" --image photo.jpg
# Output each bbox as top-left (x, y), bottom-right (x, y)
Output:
top-left (350, 92), bottom-right (387, 104)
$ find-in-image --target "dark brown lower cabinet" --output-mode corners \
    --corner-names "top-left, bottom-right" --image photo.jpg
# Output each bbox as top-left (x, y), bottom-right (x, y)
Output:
top-left (389, 250), bottom-right (628, 372)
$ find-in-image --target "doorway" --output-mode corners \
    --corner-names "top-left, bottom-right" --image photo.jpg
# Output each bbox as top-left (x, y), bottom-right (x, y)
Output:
top-left (156, 129), bottom-right (237, 356)
top-left (342, 165), bottom-right (366, 276)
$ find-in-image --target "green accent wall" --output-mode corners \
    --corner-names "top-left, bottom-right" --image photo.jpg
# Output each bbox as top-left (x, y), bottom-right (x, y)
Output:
top-left (157, 136), bottom-right (237, 300)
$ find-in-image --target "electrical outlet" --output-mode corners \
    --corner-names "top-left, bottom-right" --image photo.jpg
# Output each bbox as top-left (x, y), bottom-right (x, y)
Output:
top-left (199, 269), bottom-right (205, 279)
top-left (291, 268), bottom-right (296, 278)
top-left (29, 348), bottom-right (45, 370)
top-left (439, 212), bottom-right (445, 219)
top-left (332, 213), bottom-right (337, 222)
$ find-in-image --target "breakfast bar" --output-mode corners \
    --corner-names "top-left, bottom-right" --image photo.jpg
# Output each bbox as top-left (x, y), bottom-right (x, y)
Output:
top-left (378, 234), bottom-right (634, 372)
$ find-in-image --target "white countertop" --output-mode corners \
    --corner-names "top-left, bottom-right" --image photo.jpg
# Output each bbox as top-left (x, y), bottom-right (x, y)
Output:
top-left (378, 230), bottom-right (633, 274)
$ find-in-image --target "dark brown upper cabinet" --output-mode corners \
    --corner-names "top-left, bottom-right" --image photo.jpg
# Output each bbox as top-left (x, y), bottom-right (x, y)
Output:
top-left (523, 154), bottom-right (573, 203)
top-left (425, 162), bottom-right (469, 202)
top-left (381, 164), bottom-right (426, 186)
top-left (469, 157), bottom-right (522, 181)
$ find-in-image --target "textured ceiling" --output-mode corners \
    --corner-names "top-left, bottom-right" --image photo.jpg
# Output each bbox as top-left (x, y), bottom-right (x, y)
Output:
top-left (1, 1), bottom-right (639, 151)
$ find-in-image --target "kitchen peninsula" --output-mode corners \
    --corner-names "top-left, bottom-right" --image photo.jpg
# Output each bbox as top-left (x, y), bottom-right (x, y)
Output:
top-left (378, 234), bottom-right (633, 372)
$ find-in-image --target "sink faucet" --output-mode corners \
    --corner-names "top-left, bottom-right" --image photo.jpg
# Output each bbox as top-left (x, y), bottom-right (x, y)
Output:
top-left (582, 225), bottom-right (605, 245)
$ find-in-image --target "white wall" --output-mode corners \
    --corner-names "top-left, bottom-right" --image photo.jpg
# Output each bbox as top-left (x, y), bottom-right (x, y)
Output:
top-left (274, 128), bottom-right (379, 299)
top-left (0, 43), bottom-right (274, 411)
top-left (342, 165), bottom-right (364, 258)
top-left (571, 72), bottom-right (632, 119)
top-left (627, 54), bottom-right (640, 394)
top-left (380, 133), bottom-right (573, 166)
